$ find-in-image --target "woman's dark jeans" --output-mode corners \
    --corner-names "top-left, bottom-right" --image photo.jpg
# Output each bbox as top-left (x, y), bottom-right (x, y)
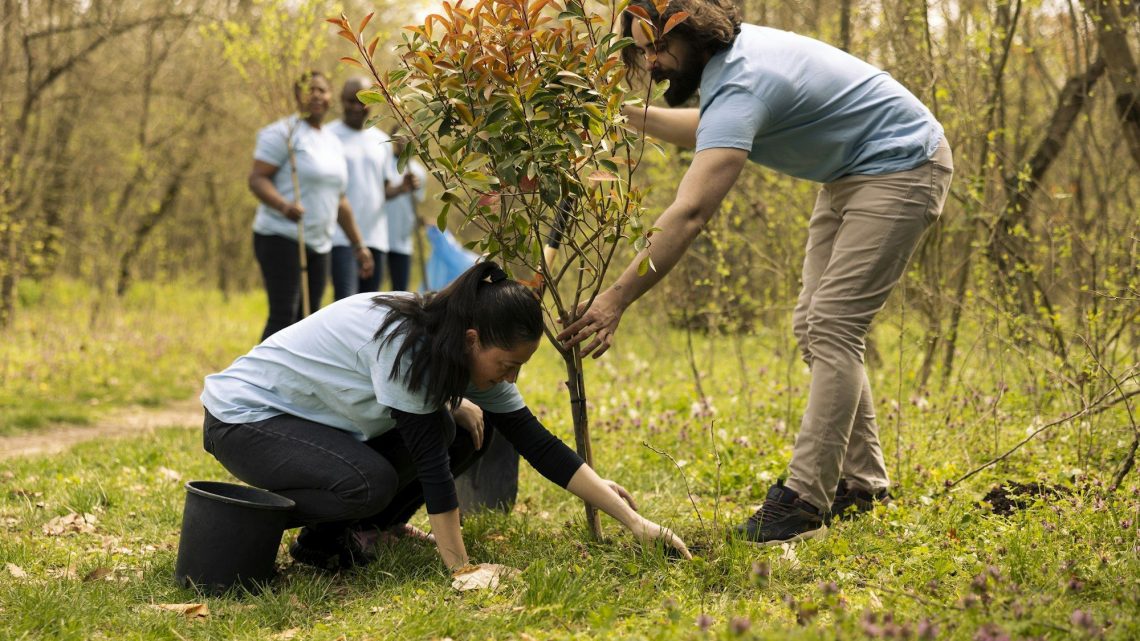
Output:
top-left (330, 245), bottom-right (384, 300)
top-left (253, 233), bottom-right (330, 341)
top-left (202, 409), bottom-right (486, 533)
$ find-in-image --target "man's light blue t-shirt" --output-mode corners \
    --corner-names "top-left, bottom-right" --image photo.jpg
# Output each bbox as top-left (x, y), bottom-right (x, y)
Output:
top-left (200, 292), bottom-right (525, 440)
top-left (328, 121), bottom-right (400, 251)
top-left (696, 24), bottom-right (944, 182)
top-left (251, 115), bottom-right (348, 253)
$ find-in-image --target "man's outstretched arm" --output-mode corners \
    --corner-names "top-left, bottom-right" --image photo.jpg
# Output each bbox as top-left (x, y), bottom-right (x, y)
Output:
top-left (622, 105), bottom-right (700, 148)
top-left (558, 146), bottom-right (749, 357)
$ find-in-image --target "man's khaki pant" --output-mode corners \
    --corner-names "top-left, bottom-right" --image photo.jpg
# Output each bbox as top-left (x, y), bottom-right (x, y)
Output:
top-left (786, 139), bottom-right (953, 512)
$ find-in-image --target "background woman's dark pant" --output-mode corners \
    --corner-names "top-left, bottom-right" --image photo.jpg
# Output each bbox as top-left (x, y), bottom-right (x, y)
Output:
top-left (202, 409), bottom-right (485, 532)
top-left (330, 245), bottom-right (384, 300)
top-left (253, 233), bottom-right (330, 341)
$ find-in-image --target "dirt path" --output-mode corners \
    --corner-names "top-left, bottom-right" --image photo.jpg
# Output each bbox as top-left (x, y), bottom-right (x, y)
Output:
top-left (0, 397), bottom-right (203, 461)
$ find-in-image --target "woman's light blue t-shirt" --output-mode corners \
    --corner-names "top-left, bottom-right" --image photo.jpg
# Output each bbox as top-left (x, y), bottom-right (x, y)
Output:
top-left (696, 24), bottom-right (944, 182)
top-left (200, 292), bottom-right (525, 441)
top-left (251, 115), bottom-right (348, 253)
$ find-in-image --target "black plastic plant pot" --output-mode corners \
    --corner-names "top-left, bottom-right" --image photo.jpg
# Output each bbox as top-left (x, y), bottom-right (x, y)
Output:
top-left (175, 481), bottom-right (295, 595)
top-left (456, 432), bottom-right (519, 513)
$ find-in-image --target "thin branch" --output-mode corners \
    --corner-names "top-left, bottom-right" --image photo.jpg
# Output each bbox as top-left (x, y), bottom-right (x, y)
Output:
top-left (946, 382), bottom-right (1140, 489)
top-left (642, 442), bottom-right (705, 531)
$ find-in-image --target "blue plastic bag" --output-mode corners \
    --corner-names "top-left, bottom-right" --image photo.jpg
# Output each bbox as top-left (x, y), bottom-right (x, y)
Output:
top-left (424, 226), bottom-right (480, 291)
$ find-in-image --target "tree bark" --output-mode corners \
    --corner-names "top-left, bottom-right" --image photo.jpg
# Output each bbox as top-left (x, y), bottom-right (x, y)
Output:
top-left (988, 56), bottom-right (1107, 358)
top-left (1084, 0), bottom-right (1140, 169)
top-left (115, 152), bottom-right (196, 296)
top-left (564, 347), bottom-right (602, 540)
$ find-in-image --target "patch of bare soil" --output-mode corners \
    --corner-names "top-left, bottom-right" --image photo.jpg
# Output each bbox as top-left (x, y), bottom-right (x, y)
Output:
top-left (982, 481), bottom-right (1071, 515)
top-left (0, 397), bottom-right (203, 460)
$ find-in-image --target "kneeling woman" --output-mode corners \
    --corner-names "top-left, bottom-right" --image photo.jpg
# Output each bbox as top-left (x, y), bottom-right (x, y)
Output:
top-left (200, 261), bottom-right (690, 570)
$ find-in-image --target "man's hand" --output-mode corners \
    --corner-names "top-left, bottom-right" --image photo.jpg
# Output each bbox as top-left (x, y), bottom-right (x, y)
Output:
top-left (556, 288), bottom-right (625, 358)
top-left (452, 398), bottom-right (484, 449)
top-left (355, 246), bottom-right (375, 279)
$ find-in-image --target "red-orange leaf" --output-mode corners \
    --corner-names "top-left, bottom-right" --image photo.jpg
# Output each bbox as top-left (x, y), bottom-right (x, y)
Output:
top-left (661, 11), bottom-right (689, 36)
top-left (340, 56), bottom-right (365, 69)
top-left (358, 12), bottom-right (374, 33)
top-left (652, 0), bottom-right (669, 16)
top-left (588, 170), bottom-right (618, 182)
top-left (624, 5), bottom-right (653, 24)
top-left (636, 20), bottom-right (656, 45)
top-left (477, 192), bottom-right (500, 207)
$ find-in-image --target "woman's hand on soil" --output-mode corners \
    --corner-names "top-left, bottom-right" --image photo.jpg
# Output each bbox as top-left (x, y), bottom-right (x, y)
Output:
top-left (452, 398), bottom-right (484, 450)
top-left (630, 517), bottom-right (692, 560)
top-left (603, 479), bottom-right (638, 512)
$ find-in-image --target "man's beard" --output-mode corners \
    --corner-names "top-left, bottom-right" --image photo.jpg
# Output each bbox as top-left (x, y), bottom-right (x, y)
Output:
top-left (654, 55), bottom-right (703, 106)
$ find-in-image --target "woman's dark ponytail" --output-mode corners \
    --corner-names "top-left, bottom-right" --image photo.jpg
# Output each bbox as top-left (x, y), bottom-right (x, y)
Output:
top-left (372, 261), bottom-right (543, 408)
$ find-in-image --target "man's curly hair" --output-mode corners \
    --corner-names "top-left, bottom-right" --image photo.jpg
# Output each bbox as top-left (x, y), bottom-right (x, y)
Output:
top-left (620, 0), bottom-right (743, 76)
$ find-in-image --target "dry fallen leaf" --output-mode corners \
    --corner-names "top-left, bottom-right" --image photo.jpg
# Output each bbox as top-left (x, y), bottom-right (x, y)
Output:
top-left (82, 566), bottom-right (113, 582)
top-left (451, 563), bottom-right (521, 592)
top-left (271, 628), bottom-right (301, 640)
top-left (42, 512), bottom-right (97, 536)
top-left (157, 466), bottom-right (182, 482)
top-left (47, 566), bottom-right (80, 580)
top-left (5, 563), bottom-right (28, 579)
top-left (152, 603), bottom-right (210, 618)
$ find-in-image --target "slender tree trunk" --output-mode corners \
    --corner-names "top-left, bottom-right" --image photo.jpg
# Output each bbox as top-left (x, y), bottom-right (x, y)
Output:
top-left (115, 150), bottom-right (196, 296)
top-left (838, 0), bottom-right (852, 52)
top-left (564, 347), bottom-right (601, 540)
top-left (1084, 0), bottom-right (1140, 169)
top-left (988, 56), bottom-right (1106, 358)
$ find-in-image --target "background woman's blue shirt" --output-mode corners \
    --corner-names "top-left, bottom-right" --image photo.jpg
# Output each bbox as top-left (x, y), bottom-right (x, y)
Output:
top-left (251, 115), bottom-right (348, 253)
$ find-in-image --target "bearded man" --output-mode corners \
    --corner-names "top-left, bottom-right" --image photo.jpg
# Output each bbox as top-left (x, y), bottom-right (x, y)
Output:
top-left (560, 0), bottom-right (953, 545)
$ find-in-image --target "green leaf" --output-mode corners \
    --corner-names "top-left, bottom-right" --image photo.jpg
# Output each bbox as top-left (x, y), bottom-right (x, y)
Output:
top-left (437, 203), bottom-right (451, 231)
top-left (357, 89), bottom-right (386, 105)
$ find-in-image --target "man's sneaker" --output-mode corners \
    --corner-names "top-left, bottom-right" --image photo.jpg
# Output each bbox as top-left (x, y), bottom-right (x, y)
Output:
top-left (734, 481), bottom-right (828, 546)
top-left (828, 479), bottom-right (892, 523)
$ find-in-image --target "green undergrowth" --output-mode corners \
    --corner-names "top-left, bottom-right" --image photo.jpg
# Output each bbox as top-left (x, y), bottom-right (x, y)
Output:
top-left (1, 279), bottom-right (1138, 639)
top-left (0, 279), bottom-right (262, 435)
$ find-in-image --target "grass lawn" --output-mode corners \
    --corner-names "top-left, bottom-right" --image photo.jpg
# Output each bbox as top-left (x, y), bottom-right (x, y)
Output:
top-left (1, 280), bottom-right (1138, 640)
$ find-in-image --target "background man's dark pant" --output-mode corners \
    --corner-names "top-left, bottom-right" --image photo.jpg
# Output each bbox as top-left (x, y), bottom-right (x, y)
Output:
top-left (330, 245), bottom-right (385, 300)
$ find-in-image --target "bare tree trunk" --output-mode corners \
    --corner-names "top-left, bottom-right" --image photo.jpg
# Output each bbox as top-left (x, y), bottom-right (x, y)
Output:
top-left (115, 151), bottom-right (197, 296)
top-left (564, 347), bottom-right (601, 540)
top-left (988, 56), bottom-right (1107, 359)
top-left (838, 0), bottom-right (852, 51)
top-left (1084, 0), bottom-right (1140, 169)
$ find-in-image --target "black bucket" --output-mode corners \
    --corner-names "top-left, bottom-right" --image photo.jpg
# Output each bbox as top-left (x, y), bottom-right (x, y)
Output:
top-left (175, 481), bottom-right (295, 595)
top-left (456, 433), bottom-right (519, 513)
